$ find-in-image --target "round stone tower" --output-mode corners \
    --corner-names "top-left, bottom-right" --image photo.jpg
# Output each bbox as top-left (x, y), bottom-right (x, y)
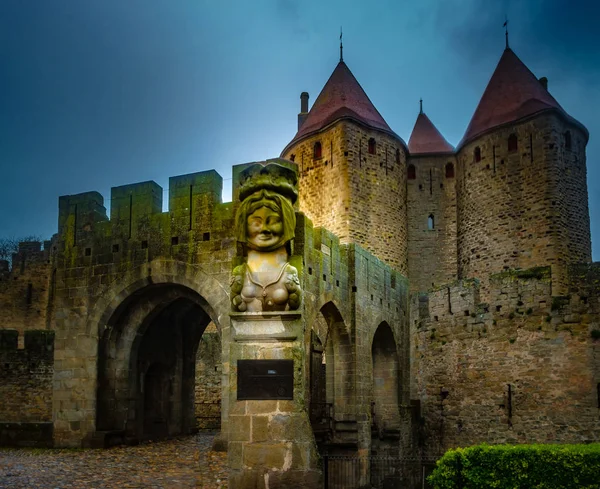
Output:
top-left (455, 48), bottom-right (590, 295)
top-left (281, 59), bottom-right (409, 273)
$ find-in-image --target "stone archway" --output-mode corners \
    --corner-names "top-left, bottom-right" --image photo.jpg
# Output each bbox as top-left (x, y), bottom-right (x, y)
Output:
top-left (371, 322), bottom-right (401, 446)
top-left (308, 302), bottom-right (354, 449)
top-left (96, 283), bottom-right (218, 443)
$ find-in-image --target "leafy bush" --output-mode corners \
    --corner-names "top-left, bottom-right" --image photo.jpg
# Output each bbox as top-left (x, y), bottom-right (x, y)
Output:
top-left (428, 443), bottom-right (600, 488)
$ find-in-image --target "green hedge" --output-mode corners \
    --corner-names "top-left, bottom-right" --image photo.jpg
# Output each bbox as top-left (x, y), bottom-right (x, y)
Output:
top-left (428, 443), bottom-right (600, 488)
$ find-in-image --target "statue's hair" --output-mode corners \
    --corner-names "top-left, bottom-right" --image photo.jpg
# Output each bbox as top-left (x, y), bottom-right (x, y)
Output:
top-left (235, 189), bottom-right (296, 246)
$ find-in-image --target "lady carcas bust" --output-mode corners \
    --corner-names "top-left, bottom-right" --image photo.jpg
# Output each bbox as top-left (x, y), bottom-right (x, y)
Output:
top-left (231, 163), bottom-right (302, 312)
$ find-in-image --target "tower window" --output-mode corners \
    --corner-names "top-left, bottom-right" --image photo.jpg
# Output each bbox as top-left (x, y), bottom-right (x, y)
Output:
top-left (445, 162), bottom-right (455, 178)
top-left (407, 164), bottom-right (416, 180)
top-left (565, 131), bottom-right (572, 150)
top-left (396, 148), bottom-right (401, 164)
top-left (368, 138), bottom-right (376, 155)
top-left (313, 142), bottom-right (322, 159)
top-left (290, 154), bottom-right (296, 162)
top-left (508, 134), bottom-right (518, 152)
top-left (474, 147), bottom-right (481, 162)
top-left (428, 214), bottom-right (435, 230)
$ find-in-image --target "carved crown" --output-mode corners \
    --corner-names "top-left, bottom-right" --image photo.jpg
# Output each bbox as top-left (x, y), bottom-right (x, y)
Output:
top-left (238, 160), bottom-right (298, 204)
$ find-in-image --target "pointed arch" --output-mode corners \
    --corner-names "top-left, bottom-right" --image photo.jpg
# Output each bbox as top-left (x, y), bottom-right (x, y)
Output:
top-left (371, 322), bottom-right (401, 438)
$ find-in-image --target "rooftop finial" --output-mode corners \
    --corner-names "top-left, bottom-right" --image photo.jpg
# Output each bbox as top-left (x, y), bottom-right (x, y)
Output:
top-left (340, 26), bottom-right (343, 62)
top-left (504, 16), bottom-right (509, 49)
top-left (419, 98), bottom-right (423, 114)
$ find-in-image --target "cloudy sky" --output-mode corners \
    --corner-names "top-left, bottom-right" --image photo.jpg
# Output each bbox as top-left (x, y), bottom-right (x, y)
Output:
top-left (1, 0), bottom-right (598, 259)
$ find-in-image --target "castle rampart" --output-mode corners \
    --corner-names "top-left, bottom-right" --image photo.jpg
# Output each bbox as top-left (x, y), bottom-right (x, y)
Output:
top-left (411, 264), bottom-right (600, 456)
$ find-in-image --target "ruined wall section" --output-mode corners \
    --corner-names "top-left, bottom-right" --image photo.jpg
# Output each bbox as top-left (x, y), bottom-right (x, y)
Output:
top-left (0, 242), bottom-right (55, 340)
top-left (0, 330), bottom-right (55, 447)
top-left (456, 113), bottom-right (590, 298)
top-left (283, 121), bottom-right (408, 274)
top-left (411, 265), bottom-right (600, 456)
top-left (407, 154), bottom-right (458, 293)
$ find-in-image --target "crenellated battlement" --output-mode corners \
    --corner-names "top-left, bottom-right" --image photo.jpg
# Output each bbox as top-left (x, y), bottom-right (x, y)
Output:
top-left (55, 170), bottom-right (233, 273)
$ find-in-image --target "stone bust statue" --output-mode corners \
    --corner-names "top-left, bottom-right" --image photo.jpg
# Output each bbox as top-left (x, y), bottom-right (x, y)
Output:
top-left (231, 163), bottom-right (302, 312)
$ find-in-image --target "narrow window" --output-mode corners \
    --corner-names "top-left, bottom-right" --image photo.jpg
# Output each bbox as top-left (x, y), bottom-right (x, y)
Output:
top-left (445, 162), bottom-right (454, 178)
top-left (396, 148), bottom-right (400, 164)
top-left (565, 131), bottom-right (572, 150)
top-left (428, 214), bottom-right (435, 230)
top-left (112, 244), bottom-right (119, 253)
top-left (474, 146), bottom-right (481, 162)
top-left (171, 236), bottom-right (179, 246)
top-left (368, 138), bottom-right (376, 155)
top-left (290, 154), bottom-right (296, 162)
top-left (313, 142), bottom-right (322, 159)
top-left (508, 133), bottom-right (518, 152)
top-left (407, 164), bottom-right (416, 180)
top-left (26, 283), bottom-right (33, 305)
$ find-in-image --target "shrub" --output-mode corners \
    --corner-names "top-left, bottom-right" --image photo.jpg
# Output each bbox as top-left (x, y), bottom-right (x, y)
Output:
top-left (428, 443), bottom-right (600, 488)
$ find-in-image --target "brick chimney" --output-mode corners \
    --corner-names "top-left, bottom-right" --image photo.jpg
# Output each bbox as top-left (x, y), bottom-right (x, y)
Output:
top-left (298, 92), bottom-right (309, 130)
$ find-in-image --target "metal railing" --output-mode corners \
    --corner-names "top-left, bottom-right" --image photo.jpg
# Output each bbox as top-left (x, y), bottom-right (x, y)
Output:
top-left (322, 454), bottom-right (437, 489)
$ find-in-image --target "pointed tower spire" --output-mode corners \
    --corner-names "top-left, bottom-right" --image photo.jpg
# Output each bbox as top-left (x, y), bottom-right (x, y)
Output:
top-left (408, 110), bottom-right (454, 155)
top-left (340, 27), bottom-right (343, 62)
top-left (504, 17), bottom-right (509, 49)
top-left (458, 48), bottom-right (587, 148)
top-left (419, 98), bottom-right (423, 114)
top-left (282, 60), bottom-right (400, 152)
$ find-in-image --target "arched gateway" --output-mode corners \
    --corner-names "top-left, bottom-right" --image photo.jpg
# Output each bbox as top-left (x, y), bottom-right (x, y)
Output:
top-left (96, 283), bottom-right (218, 441)
top-left (79, 259), bottom-right (231, 446)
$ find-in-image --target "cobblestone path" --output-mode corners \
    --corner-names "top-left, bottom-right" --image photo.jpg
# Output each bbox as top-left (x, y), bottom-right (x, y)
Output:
top-left (0, 433), bottom-right (227, 489)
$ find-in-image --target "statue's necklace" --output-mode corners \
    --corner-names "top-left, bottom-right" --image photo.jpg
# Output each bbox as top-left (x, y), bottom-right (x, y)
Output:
top-left (245, 262), bottom-right (289, 300)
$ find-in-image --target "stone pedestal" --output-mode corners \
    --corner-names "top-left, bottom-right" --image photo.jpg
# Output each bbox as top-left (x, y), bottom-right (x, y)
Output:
top-left (228, 312), bottom-right (321, 489)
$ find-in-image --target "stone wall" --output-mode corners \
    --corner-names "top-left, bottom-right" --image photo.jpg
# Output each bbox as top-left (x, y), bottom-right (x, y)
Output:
top-left (411, 264), bottom-right (600, 456)
top-left (195, 322), bottom-right (222, 430)
top-left (407, 154), bottom-right (458, 293)
top-left (456, 113), bottom-right (590, 298)
top-left (282, 121), bottom-right (409, 274)
top-left (51, 169), bottom-right (234, 446)
top-left (0, 330), bottom-right (55, 447)
top-left (0, 242), bottom-right (54, 342)
top-left (299, 214), bottom-right (410, 454)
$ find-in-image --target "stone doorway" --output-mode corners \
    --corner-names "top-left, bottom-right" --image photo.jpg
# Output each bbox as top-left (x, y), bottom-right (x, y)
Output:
top-left (371, 322), bottom-right (401, 453)
top-left (96, 284), bottom-right (219, 444)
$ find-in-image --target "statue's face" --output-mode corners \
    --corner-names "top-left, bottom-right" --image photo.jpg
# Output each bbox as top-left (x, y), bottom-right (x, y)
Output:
top-left (247, 206), bottom-right (283, 249)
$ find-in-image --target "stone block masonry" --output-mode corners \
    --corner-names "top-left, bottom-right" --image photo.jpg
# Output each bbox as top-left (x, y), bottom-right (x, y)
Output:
top-left (0, 241), bottom-right (55, 341)
top-left (0, 330), bottom-right (55, 447)
top-left (411, 264), bottom-right (600, 456)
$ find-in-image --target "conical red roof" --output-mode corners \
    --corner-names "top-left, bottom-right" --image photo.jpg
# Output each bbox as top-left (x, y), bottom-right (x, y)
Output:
top-left (283, 61), bottom-right (402, 152)
top-left (408, 112), bottom-right (454, 154)
top-left (459, 48), bottom-right (586, 148)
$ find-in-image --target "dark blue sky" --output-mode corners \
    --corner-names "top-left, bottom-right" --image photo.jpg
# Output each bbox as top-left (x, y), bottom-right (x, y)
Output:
top-left (1, 0), bottom-right (599, 259)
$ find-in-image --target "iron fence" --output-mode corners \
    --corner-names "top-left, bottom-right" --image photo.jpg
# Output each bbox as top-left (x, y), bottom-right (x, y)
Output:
top-left (322, 455), bottom-right (437, 489)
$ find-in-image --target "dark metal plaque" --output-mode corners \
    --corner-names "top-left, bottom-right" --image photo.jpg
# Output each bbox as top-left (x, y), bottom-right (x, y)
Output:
top-left (237, 359), bottom-right (294, 400)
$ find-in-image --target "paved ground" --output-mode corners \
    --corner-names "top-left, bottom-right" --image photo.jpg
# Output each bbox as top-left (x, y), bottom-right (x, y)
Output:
top-left (0, 433), bottom-right (227, 489)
